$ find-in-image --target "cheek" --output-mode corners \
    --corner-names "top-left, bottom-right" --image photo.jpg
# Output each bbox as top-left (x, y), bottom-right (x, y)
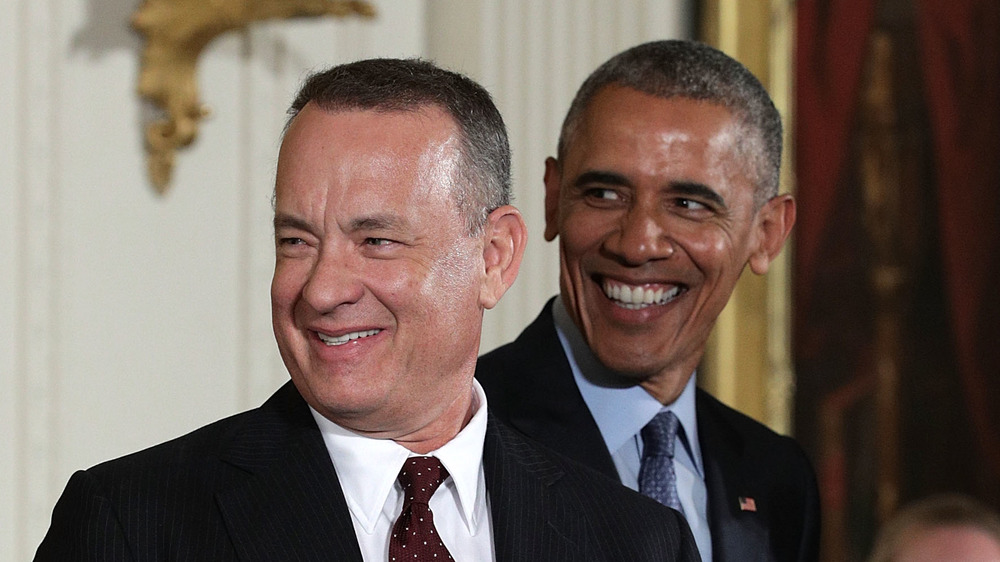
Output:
top-left (559, 215), bottom-right (609, 264)
top-left (675, 227), bottom-right (739, 274)
top-left (368, 251), bottom-right (473, 321)
top-left (270, 275), bottom-right (291, 310)
top-left (270, 264), bottom-right (304, 308)
top-left (425, 247), bottom-right (482, 310)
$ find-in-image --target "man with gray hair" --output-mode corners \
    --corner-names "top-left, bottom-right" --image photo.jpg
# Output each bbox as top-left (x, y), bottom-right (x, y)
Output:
top-left (36, 57), bottom-right (698, 561)
top-left (478, 40), bottom-right (820, 561)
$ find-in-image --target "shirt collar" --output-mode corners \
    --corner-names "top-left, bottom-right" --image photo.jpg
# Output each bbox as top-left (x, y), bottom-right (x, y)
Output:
top-left (310, 380), bottom-right (489, 534)
top-left (552, 296), bottom-right (704, 475)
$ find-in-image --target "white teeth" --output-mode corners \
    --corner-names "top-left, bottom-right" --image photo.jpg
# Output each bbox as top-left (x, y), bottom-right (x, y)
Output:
top-left (602, 281), bottom-right (680, 309)
top-left (317, 329), bottom-right (381, 346)
top-left (644, 289), bottom-right (656, 304)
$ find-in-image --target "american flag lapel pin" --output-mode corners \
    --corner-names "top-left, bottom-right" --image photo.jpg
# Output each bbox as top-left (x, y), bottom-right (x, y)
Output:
top-left (738, 496), bottom-right (757, 512)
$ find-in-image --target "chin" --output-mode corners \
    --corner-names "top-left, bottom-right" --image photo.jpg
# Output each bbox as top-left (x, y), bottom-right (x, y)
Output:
top-left (590, 353), bottom-right (657, 382)
top-left (613, 366), bottom-right (659, 383)
top-left (293, 372), bottom-right (378, 412)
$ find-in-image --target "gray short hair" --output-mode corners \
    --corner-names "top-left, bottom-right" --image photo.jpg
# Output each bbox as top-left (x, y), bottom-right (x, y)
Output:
top-left (287, 58), bottom-right (511, 235)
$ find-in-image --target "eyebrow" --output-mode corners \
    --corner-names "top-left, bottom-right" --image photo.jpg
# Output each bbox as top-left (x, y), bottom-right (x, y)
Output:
top-left (349, 214), bottom-right (406, 232)
top-left (573, 171), bottom-right (728, 209)
top-left (572, 170), bottom-right (633, 188)
top-left (273, 213), bottom-right (407, 234)
top-left (669, 181), bottom-right (727, 209)
top-left (273, 213), bottom-right (313, 233)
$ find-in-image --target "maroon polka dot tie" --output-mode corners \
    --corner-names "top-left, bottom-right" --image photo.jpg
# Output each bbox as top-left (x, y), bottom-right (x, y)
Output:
top-left (389, 456), bottom-right (454, 561)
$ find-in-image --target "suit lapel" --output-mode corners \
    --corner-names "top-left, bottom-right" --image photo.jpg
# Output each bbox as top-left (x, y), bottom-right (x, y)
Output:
top-left (697, 390), bottom-right (771, 562)
top-left (484, 415), bottom-right (589, 561)
top-left (214, 383), bottom-right (364, 562)
top-left (489, 301), bottom-right (619, 478)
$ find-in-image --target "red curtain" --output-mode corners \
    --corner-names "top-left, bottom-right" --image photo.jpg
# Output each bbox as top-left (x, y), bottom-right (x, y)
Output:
top-left (915, 0), bottom-right (1000, 477)
top-left (795, 0), bottom-right (877, 321)
top-left (796, 0), bottom-right (1000, 497)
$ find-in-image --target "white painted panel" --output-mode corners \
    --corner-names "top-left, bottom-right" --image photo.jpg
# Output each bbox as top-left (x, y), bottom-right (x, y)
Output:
top-left (0, 0), bottom-right (22, 557)
top-left (16, 0), bottom-right (60, 558)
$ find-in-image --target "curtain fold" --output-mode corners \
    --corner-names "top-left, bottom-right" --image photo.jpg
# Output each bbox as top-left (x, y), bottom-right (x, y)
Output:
top-left (794, 0), bottom-right (877, 322)
top-left (915, 0), bottom-right (1000, 480)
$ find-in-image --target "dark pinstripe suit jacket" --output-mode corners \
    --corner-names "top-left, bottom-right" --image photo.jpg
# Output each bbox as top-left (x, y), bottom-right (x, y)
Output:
top-left (35, 381), bottom-right (699, 561)
top-left (476, 300), bottom-right (821, 562)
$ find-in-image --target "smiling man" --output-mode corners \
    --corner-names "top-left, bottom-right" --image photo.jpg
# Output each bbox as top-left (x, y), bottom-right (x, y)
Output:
top-left (477, 41), bottom-right (820, 561)
top-left (36, 58), bottom-right (699, 561)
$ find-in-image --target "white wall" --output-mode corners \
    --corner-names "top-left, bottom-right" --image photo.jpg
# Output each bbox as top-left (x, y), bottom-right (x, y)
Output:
top-left (1, 1), bottom-right (692, 559)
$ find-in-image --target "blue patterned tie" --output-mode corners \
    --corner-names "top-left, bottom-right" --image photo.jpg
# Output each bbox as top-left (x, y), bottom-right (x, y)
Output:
top-left (638, 410), bottom-right (682, 511)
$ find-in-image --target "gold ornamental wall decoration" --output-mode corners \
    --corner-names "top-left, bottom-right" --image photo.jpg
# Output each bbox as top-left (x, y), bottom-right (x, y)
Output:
top-left (132, 0), bottom-right (376, 194)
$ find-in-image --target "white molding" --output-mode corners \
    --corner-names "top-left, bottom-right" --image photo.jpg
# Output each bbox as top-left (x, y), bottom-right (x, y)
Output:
top-left (15, 1), bottom-right (59, 558)
top-left (0, 0), bottom-right (22, 557)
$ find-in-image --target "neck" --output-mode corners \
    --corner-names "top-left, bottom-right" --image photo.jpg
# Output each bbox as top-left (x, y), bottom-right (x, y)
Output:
top-left (393, 386), bottom-right (478, 454)
top-left (639, 363), bottom-right (697, 405)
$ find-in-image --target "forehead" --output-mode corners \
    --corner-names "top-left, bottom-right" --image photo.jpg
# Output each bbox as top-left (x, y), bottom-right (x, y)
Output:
top-left (563, 87), bottom-right (757, 194)
top-left (279, 102), bottom-right (460, 170)
top-left (275, 103), bottom-right (463, 206)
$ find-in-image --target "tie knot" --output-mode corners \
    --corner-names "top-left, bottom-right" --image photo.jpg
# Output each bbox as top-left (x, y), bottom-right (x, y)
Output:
top-left (641, 410), bottom-right (679, 459)
top-left (397, 456), bottom-right (449, 506)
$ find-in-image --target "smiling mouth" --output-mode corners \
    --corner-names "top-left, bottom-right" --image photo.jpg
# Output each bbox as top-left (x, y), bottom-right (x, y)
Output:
top-left (316, 329), bottom-right (382, 346)
top-left (601, 279), bottom-right (684, 309)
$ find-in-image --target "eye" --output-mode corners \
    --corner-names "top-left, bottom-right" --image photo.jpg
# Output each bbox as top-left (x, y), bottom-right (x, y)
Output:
top-left (278, 237), bottom-right (306, 246)
top-left (585, 187), bottom-right (621, 201)
top-left (676, 198), bottom-right (708, 211)
top-left (364, 237), bottom-right (394, 247)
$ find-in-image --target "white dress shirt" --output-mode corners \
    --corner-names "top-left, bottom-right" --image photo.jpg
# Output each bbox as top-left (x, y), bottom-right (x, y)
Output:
top-left (553, 296), bottom-right (714, 561)
top-left (310, 380), bottom-right (496, 562)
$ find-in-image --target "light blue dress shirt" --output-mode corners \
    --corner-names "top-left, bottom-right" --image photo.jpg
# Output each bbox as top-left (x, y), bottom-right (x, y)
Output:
top-left (553, 297), bottom-right (713, 561)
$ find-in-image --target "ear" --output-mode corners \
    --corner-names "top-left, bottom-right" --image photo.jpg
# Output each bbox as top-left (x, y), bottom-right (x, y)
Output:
top-left (543, 157), bottom-right (562, 242)
top-left (479, 205), bottom-right (529, 309)
top-left (748, 194), bottom-right (796, 275)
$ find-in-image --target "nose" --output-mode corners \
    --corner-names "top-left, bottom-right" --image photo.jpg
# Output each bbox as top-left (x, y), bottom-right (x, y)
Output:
top-left (300, 247), bottom-right (365, 314)
top-left (604, 204), bottom-right (675, 266)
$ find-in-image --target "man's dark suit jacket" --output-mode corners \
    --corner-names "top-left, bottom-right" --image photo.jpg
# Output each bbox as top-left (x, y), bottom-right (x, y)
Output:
top-left (476, 300), bottom-right (821, 562)
top-left (35, 380), bottom-right (699, 561)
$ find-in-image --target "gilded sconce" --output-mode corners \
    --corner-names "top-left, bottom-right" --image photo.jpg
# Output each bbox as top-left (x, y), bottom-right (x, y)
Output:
top-left (132, 0), bottom-right (376, 193)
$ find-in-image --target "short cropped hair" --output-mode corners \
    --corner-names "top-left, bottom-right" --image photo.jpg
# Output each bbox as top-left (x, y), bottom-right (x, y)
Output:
top-left (867, 494), bottom-right (1000, 562)
top-left (287, 58), bottom-right (511, 235)
top-left (558, 40), bottom-right (783, 207)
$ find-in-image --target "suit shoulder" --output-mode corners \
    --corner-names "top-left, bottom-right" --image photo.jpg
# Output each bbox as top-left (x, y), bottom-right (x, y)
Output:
top-left (696, 390), bottom-right (821, 559)
top-left (553, 447), bottom-right (700, 559)
top-left (476, 338), bottom-right (520, 382)
top-left (488, 419), bottom-right (699, 560)
top-left (36, 408), bottom-right (264, 561)
top-left (476, 301), bottom-right (566, 405)
top-left (697, 388), bottom-right (810, 462)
